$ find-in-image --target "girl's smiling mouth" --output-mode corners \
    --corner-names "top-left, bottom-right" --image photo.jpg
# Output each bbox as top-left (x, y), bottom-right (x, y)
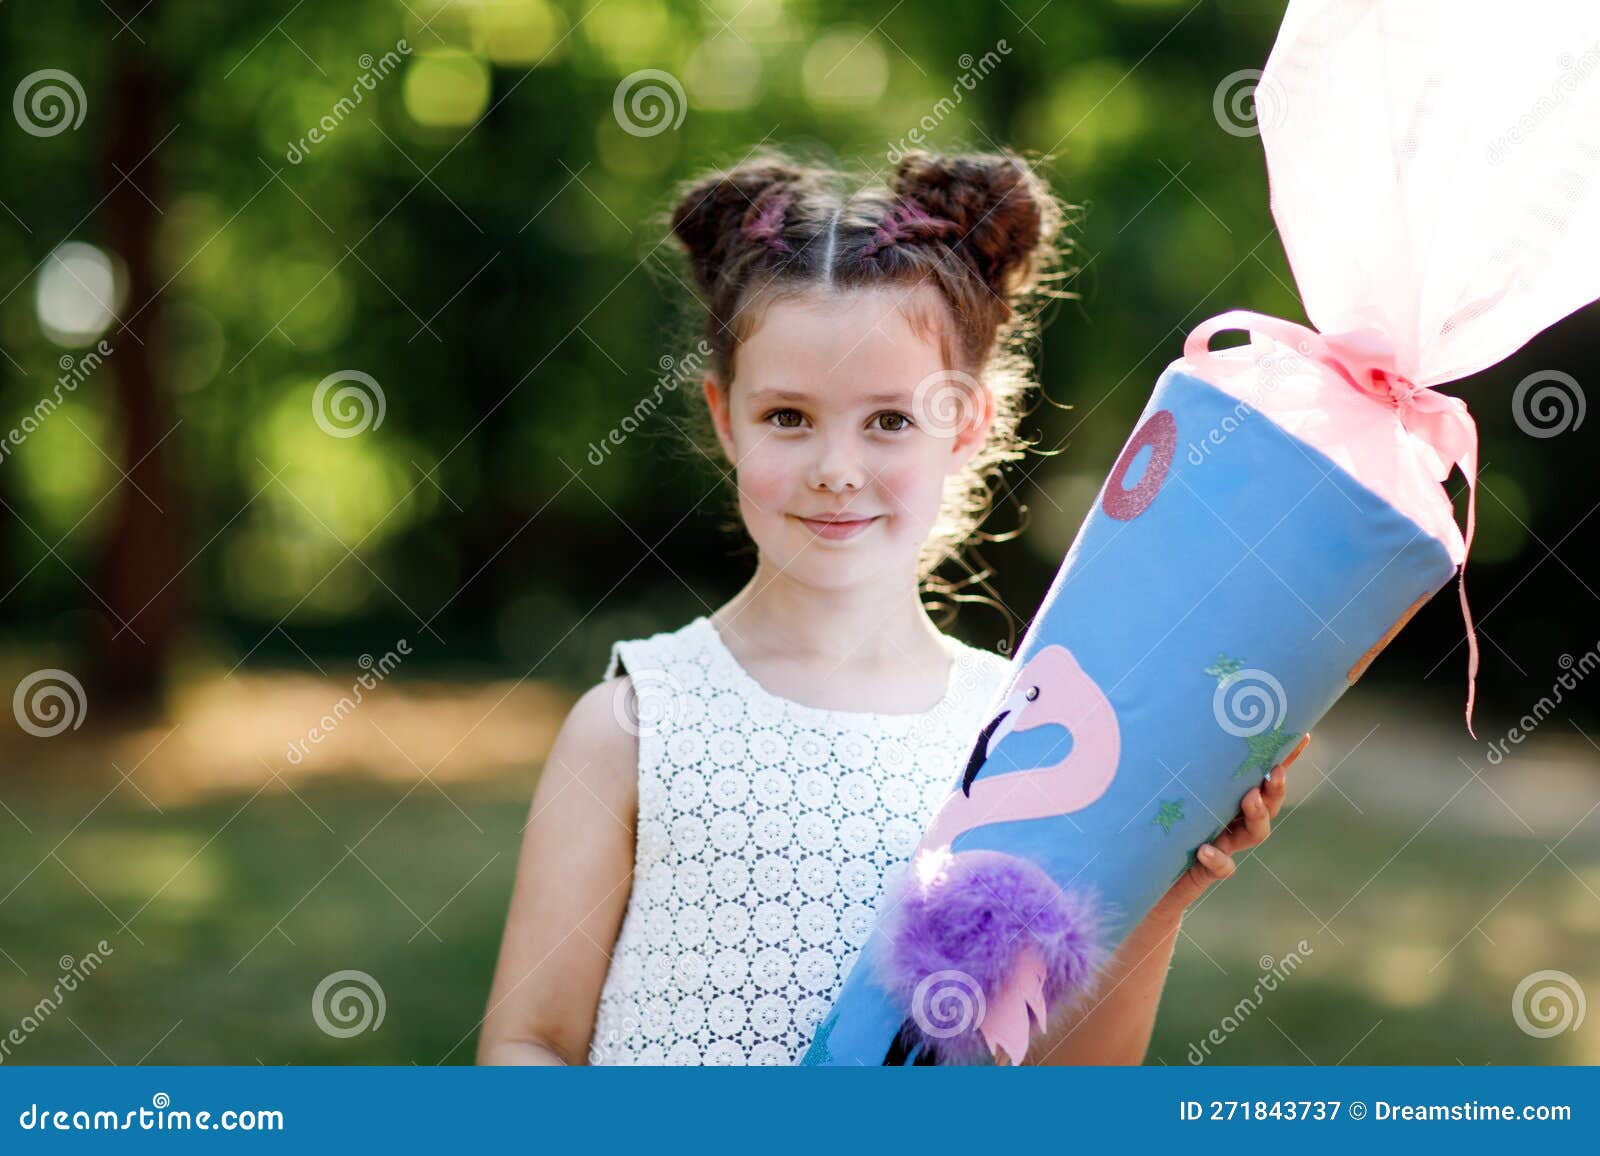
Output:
top-left (793, 513), bottom-right (882, 540)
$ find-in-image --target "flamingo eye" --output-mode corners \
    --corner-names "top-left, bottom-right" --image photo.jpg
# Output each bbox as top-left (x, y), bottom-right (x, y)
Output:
top-left (1024, 686), bottom-right (1039, 701)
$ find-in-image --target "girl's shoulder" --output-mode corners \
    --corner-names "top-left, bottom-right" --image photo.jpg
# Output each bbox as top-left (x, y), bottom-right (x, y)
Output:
top-left (946, 633), bottom-right (1011, 673)
top-left (941, 634), bottom-right (1014, 707)
top-left (600, 615), bottom-right (710, 682)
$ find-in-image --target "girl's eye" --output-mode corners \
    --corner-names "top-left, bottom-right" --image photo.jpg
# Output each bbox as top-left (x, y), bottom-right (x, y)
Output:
top-left (874, 411), bottom-right (913, 432)
top-left (767, 409), bottom-right (805, 429)
top-left (1024, 685), bottom-right (1039, 701)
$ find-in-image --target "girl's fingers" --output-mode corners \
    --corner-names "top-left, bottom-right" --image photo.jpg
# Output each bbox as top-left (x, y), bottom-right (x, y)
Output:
top-left (1213, 787), bottom-right (1270, 856)
top-left (1241, 786), bottom-right (1272, 844)
top-left (1263, 764), bottom-right (1288, 818)
top-left (1260, 733), bottom-right (1307, 819)
top-left (1196, 843), bottom-right (1236, 881)
top-left (1189, 733), bottom-right (1308, 895)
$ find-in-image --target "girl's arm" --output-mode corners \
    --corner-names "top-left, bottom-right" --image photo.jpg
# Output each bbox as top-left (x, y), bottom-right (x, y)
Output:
top-left (476, 678), bottom-right (640, 1065)
top-left (1026, 737), bottom-right (1304, 1065)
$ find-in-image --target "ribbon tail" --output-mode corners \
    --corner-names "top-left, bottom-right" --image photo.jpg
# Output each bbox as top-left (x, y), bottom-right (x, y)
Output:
top-left (1458, 442), bottom-right (1479, 739)
top-left (1401, 391), bottom-right (1481, 738)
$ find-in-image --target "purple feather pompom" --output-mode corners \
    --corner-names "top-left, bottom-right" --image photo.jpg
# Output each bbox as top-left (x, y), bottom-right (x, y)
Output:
top-left (875, 848), bottom-right (1107, 1064)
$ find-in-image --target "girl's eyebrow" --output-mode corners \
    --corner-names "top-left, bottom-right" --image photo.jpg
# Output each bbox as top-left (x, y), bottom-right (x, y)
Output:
top-left (749, 388), bottom-right (912, 405)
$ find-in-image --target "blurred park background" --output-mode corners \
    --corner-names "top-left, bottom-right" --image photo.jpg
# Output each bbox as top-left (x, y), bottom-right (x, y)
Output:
top-left (0, 0), bottom-right (1596, 1065)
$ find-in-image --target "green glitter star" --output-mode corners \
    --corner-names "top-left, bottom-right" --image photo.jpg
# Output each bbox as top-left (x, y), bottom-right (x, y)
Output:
top-left (1151, 798), bottom-right (1186, 835)
top-left (802, 1011), bottom-right (836, 1066)
top-left (1204, 652), bottom-right (1246, 686)
top-left (1233, 724), bottom-right (1301, 779)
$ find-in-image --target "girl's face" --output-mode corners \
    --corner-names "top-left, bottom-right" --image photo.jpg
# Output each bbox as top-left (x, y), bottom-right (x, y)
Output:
top-left (704, 285), bottom-right (994, 591)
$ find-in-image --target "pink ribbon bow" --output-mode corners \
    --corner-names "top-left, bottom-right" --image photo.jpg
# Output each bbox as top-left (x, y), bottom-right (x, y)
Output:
top-left (1185, 309), bottom-right (1480, 736)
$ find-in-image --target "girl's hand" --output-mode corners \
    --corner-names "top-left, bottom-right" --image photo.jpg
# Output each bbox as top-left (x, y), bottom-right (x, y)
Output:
top-left (1027, 733), bottom-right (1310, 1066)
top-left (1154, 732), bottom-right (1309, 917)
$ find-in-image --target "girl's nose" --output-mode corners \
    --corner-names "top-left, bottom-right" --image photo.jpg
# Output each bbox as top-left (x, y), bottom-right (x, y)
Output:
top-left (809, 434), bottom-right (864, 493)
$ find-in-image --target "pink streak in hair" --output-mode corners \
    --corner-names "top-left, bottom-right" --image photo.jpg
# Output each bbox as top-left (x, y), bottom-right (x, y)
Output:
top-left (741, 187), bottom-right (793, 254)
top-left (861, 196), bottom-right (955, 258)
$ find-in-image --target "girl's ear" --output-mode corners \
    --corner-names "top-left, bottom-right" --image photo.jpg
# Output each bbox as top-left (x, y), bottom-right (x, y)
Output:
top-left (949, 384), bottom-right (995, 473)
top-left (703, 374), bottom-right (736, 463)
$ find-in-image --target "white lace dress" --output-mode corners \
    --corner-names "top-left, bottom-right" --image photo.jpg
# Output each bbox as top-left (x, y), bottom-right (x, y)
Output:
top-left (587, 614), bottom-right (1013, 1065)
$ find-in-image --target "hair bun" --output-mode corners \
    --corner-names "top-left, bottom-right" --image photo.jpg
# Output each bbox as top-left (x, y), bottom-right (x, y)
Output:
top-left (670, 156), bottom-right (809, 291)
top-left (890, 150), bottom-right (1059, 297)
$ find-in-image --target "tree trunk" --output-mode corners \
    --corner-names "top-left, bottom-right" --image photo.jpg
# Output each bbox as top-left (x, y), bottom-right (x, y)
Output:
top-left (89, 1), bottom-right (185, 720)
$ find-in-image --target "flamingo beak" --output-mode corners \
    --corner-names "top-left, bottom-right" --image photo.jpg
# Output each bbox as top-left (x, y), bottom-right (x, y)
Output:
top-left (986, 689), bottom-right (1029, 757)
top-left (959, 686), bottom-right (1032, 796)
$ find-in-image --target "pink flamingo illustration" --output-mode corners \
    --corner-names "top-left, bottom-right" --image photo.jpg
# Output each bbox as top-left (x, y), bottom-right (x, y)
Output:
top-left (880, 644), bottom-right (1121, 1066)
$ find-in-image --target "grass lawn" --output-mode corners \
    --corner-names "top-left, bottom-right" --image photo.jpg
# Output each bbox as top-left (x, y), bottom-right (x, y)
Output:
top-left (2, 677), bottom-right (1595, 1066)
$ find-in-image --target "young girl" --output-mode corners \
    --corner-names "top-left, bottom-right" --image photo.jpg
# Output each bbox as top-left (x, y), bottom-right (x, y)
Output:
top-left (477, 149), bottom-right (1305, 1066)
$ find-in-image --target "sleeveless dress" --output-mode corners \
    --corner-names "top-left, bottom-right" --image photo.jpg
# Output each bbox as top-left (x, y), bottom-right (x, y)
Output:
top-left (587, 613), bottom-right (1013, 1065)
